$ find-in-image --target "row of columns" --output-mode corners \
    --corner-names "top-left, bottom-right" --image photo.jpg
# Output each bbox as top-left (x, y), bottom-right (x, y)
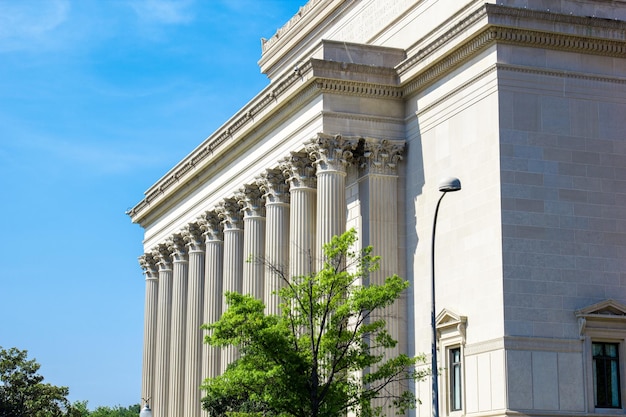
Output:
top-left (138, 133), bottom-right (405, 417)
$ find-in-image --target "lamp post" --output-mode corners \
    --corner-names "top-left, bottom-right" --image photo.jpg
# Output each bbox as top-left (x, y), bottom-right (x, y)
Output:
top-left (139, 398), bottom-right (153, 417)
top-left (431, 177), bottom-right (461, 417)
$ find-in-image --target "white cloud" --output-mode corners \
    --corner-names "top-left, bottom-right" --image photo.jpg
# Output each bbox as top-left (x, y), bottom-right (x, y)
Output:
top-left (130, 0), bottom-right (195, 25)
top-left (0, 0), bottom-right (70, 52)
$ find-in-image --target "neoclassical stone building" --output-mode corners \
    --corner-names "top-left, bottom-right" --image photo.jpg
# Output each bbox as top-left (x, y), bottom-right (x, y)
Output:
top-left (128, 1), bottom-right (626, 416)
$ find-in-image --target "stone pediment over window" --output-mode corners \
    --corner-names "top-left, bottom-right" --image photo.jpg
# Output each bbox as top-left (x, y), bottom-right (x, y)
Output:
top-left (576, 299), bottom-right (626, 338)
top-left (436, 309), bottom-right (467, 344)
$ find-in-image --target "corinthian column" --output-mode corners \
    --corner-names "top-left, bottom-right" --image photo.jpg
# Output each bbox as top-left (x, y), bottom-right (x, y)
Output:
top-left (281, 152), bottom-right (316, 279)
top-left (201, 212), bottom-right (223, 417)
top-left (360, 138), bottom-right (406, 414)
top-left (168, 235), bottom-right (188, 417)
top-left (152, 244), bottom-right (173, 417)
top-left (238, 184), bottom-right (266, 301)
top-left (183, 223), bottom-right (205, 417)
top-left (258, 168), bottom-right (290, 315)
top-left (139, 254), bottom-right (158, 408)
top-left (307, 133), bottom-right (359, 264)
top-left (217, 198), bottom-right (243, 373)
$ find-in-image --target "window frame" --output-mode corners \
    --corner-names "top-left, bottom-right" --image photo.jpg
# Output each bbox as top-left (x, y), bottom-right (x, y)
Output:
top-left (436, 309), bottom-right (467, 416)
top-left (576, 300), bottom-right (626, 413)
top-left (591, 341), bottom-right (621, 409)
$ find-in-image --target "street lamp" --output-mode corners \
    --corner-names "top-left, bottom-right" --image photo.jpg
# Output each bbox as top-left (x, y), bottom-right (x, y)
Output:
top-left (139, 398), bottom-right (153, 417)
top-left (431, 177), bottom-right (461, 417)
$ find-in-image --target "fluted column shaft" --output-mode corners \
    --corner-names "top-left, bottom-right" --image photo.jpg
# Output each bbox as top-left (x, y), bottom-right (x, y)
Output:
top-left (168, 236), bottom-right (188, 417)
top-left (139, 255), bottom-right (158, 408)
top-left (152, 246), bottom-right (173, 417)
top-left (219, 199), bottom-right (244, 373)
top-left (239, 185), bottom-right (266, 300)
top-left (259, 169), bottom-right (290, 315)
top-left (283, 152), bottom-right (317, 279)
top-left (361, 138), bottom-right (406, 414)
top-left (361, 139), bottom-right (406, 354)
top-left (184, 224), bottom-right (206, 417)
top-left (308, 134), bottom-right (358, 264)
top-left (201, 213), bottom-right (224, 417)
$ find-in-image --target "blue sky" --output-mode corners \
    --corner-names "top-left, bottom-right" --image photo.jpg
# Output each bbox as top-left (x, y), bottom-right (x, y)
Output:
top-left (0, 0), bottom-right (302, 409)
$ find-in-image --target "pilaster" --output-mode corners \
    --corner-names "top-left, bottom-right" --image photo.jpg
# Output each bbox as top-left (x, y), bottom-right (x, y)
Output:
top-left (258, 168), bottom-right (290, 315)
top-left (359, 137), bottom-right (406, 413)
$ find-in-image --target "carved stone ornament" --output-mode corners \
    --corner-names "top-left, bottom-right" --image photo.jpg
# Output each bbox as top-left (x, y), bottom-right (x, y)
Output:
top-left (306, 133), bottom-right (359, 173)
top-left (257, 168), bottom-right (290, 204)
top-left (199, 211), bottom-right (223, 242)
top-left (575, 299), bottom-right (626, 338)
top-left (360, 137), bottom-right (405, 175)
top-left (183, 222), bottom-right (205, 252)
top-left (138, 253), bottom-right (158, 279)
top-left (153, 243), bottom-right (173, 270)
top-left (168, 234), bottom-right (188, 262)
top-left (217, 198), bottom-right (243, 230)
top-left (280, 151), bottom-right (317, 189)
top-left (237, 184), bottom-right (266, 218)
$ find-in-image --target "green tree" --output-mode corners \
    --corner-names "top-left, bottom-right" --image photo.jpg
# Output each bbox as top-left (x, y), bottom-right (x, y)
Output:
top-left (202, 229), bottom-right (426, 417)
top-left (0, 346), bottom-right (81, 417)
top-left (88, 404), bottom-right (141, 417)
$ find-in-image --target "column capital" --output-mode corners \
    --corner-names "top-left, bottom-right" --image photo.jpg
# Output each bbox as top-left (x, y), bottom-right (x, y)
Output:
top-left (184, 222), bottom-right (205, 253)
top-left (237, 184), bottom-right (265, 218)
top-left (306, 133), bottom-right (360, 174)
top-left (139, 253), bottom-right (159, 279)
top-left (217, 198), bottom-right (243, 231)
top-left (360, 138), bottom-right (405, 175)
top-left (200, 211), bottom-right (223, 242)
top-left (169, 235), bottom-right (188, 262)
top-left (280, 151), bottom-right (317, 189)
top-left (257, 168), bottom-right (290, 205)
top-left (153, 243), bottom-right (173, 271)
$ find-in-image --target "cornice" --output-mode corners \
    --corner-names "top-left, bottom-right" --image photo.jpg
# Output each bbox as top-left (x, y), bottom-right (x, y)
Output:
top-left (313, 78), bottom-right (402, 99)
top-left (498, 63), bottom-right (626, 86)
top-left (260, 0), bottom-right (327, 55)
top-left (400, 4), bottom-right (626, 96)
top-left (129, 67), bottom-right (402, 223)
top-left (129, 3), bottom-right (626, 225)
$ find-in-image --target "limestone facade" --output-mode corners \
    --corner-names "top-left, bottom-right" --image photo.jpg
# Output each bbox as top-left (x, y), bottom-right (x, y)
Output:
top-left (129, 1), bottom-right (626, 416)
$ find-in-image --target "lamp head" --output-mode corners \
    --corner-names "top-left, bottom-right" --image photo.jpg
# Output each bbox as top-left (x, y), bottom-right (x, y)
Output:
top-left (438, 177), bottom-right (461, 192)
top-left (139, 402), bottom-right (153, 417)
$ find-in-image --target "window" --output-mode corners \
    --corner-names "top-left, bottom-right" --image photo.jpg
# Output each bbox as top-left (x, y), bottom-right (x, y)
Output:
top-left (592, 342), bottom-right (621, 408)
top-left (449, 347), bottom-right (462, 411)
top-left (436, 309), bottom-right (466, 415)
top-left (576, 299), bottom-right (626, 412)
